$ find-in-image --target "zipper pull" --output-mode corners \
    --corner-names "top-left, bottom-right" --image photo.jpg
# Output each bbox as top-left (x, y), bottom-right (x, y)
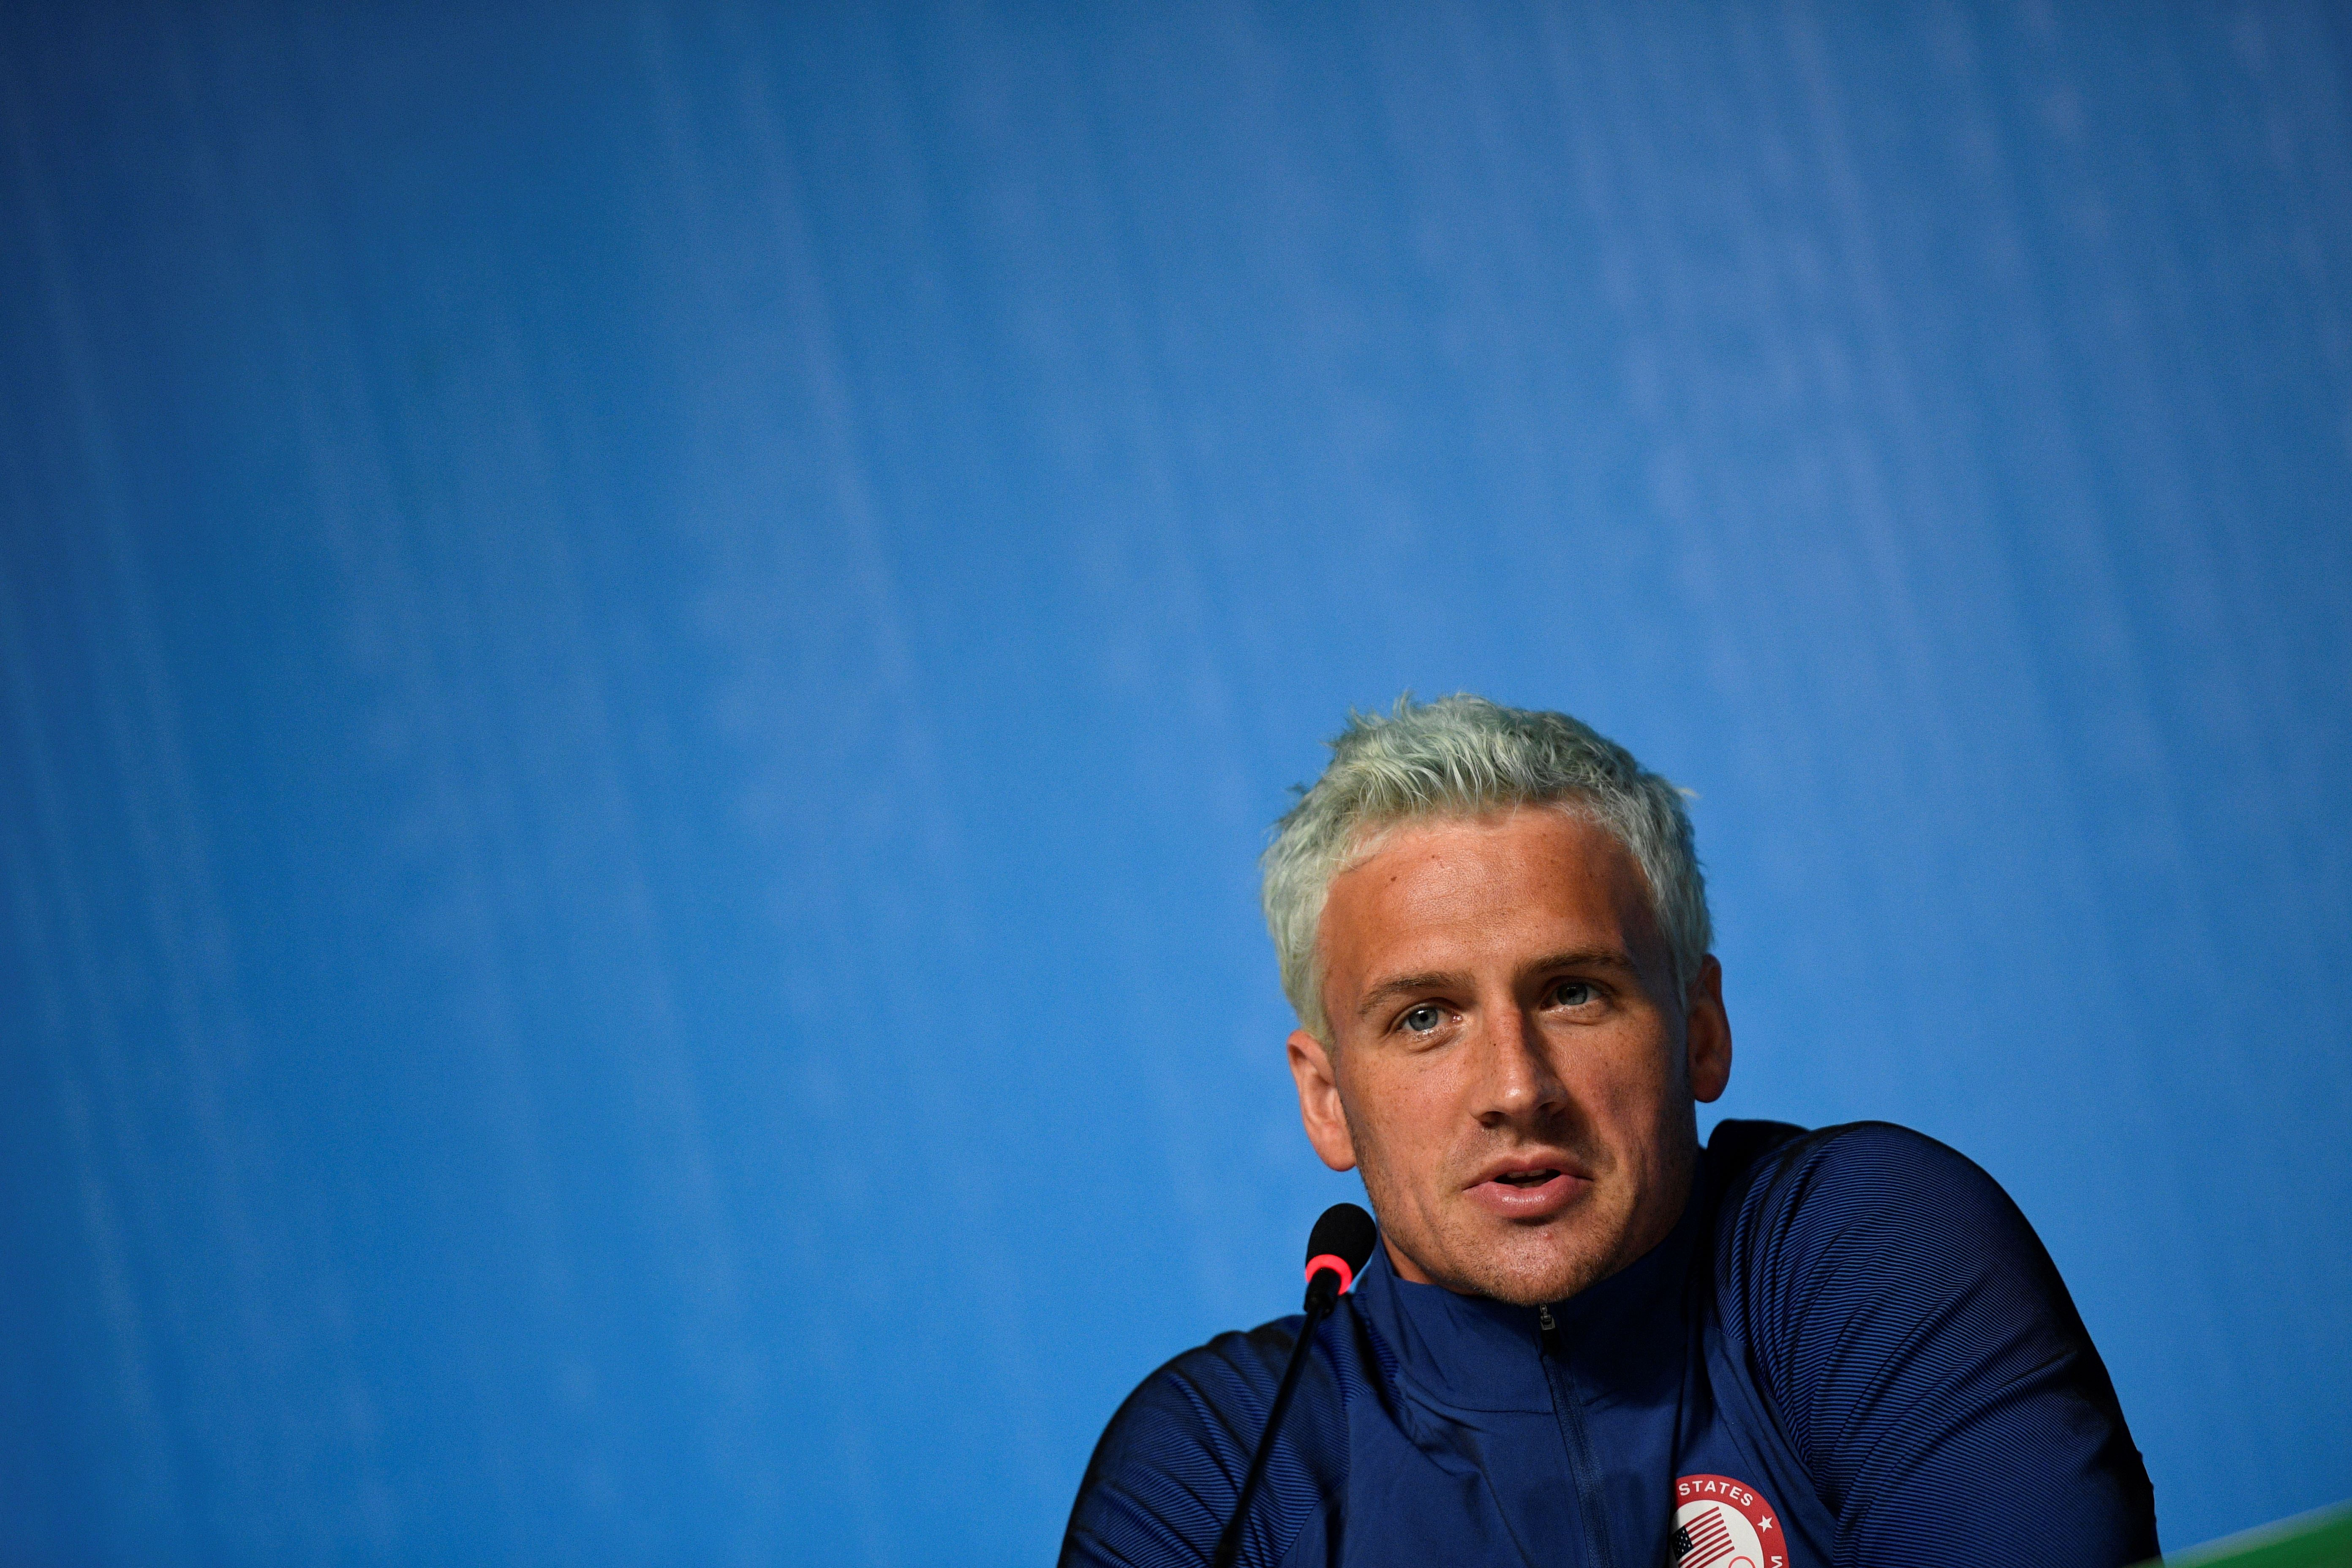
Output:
top-left (1537, 1304), bottom-right (1555, 1332)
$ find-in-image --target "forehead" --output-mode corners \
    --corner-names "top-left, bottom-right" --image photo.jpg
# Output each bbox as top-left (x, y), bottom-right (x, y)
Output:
top-left (1319, 808), bottom-right (1657, 979)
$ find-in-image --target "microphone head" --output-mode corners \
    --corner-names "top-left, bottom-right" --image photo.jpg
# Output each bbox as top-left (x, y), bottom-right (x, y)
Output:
top-left (1302, 1202), bottom-right (1379, 1301)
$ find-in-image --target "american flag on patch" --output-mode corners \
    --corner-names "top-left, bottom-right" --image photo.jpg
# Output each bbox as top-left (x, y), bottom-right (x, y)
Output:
top-left (1672, 1505), bottom-right (1738, 1568)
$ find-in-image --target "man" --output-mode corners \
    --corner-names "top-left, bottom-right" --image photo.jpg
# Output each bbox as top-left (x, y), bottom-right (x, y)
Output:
top-left (1062, 696), bottom-right (2157, 1567)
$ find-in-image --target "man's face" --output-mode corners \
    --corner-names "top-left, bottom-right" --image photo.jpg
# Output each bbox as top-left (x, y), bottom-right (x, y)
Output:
top-left (1286, 807), bottom-right (1731, 1306)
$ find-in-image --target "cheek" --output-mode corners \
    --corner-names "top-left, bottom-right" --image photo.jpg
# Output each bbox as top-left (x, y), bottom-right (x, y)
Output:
top-left (1337, 1056), bottom-right (1457, 1171)
top-left (1568, 1031), bottom-right (1686, 1135)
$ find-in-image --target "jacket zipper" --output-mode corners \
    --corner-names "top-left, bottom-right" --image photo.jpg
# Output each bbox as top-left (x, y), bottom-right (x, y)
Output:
top-left (1538, 1305), bottom-right (1620, 1568)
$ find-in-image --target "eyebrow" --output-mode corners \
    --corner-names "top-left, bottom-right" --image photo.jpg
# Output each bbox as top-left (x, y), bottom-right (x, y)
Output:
top-left (1352, 948), bottom-right (1642, 1019)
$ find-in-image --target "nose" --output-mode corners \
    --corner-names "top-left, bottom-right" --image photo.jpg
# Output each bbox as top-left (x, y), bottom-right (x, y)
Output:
top-left (1473, 999), bottom-right (1567, 1127)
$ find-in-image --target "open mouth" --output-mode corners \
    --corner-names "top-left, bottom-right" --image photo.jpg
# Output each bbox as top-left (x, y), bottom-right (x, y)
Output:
top-left (1468, 1159), bottom-right (1586, 1216)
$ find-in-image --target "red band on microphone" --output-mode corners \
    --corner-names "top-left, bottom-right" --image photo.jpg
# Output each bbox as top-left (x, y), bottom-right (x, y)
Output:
top-left (1303, 1252), bottom-right (1357, 1296)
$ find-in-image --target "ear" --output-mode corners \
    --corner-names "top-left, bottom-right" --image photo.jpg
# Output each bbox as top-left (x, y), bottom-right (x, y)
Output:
top-left (1287, 1028), bottom-right (1359, 1172)
top-left (1684, 954), bottom-right (1732, 1103)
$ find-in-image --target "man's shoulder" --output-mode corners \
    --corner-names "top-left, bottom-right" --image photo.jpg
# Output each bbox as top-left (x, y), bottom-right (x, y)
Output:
top-left (1703, 1117), bottom-right (2061, 1345)
top-left (1064, 1310), bottom-right (1363, 1566)
top-left (1706, 1117), bottom-right (2018, 1246)
top-left (1701, 1117), bottom-right (2086, 1389)
top-left (1061, 1315), bottom-right (1318, 1566)
top-left (1094, 1315), bottom-right (1306, 1454)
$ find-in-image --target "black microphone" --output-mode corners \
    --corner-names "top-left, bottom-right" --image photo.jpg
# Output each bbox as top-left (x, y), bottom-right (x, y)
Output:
top-left (1209, 1203), bottom-right (1379, 1568)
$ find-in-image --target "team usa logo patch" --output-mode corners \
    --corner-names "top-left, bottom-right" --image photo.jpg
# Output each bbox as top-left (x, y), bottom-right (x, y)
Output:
top-left (1672, 1473), bottom-right (1788, 1568)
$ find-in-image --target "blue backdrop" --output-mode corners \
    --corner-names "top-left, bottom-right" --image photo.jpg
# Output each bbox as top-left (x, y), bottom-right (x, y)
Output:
top-left (3, 3), bottom-right (2348, 1562)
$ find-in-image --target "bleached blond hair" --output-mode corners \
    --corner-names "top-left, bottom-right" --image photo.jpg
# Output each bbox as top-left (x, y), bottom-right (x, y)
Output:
top-left (1261, 694), bottom-right (1711, 1043)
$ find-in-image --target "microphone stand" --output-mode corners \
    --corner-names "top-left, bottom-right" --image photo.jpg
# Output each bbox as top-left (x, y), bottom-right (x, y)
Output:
top-left (1208, 1279), bottom-right (1340, 1568)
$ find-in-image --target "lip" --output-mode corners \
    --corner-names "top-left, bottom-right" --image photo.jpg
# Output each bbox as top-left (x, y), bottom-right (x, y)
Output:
top-left (1463, 1152), bottom-right (1595, 1220)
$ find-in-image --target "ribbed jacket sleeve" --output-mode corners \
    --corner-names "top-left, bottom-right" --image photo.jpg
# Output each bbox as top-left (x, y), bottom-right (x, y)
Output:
top-left (1716, 1122), bottom-right (2159, 1566)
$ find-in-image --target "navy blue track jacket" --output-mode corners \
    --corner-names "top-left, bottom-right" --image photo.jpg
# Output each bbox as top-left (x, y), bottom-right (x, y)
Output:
top-left (1063, 1121), bottom-right (2158, 1567)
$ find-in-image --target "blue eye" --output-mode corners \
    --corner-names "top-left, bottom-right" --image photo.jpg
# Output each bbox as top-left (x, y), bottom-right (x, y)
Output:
top-left (1402, 1004), bottom-right (1445, 1033)
top-left (1552, 981), bottom-right (1595, 1008)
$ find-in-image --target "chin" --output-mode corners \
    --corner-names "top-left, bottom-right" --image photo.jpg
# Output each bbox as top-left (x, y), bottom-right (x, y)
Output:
top-left (1444, 1233), bottom-right (1615, 1307)
top-left (1476, 1261), bottom-right (1605, 1307)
